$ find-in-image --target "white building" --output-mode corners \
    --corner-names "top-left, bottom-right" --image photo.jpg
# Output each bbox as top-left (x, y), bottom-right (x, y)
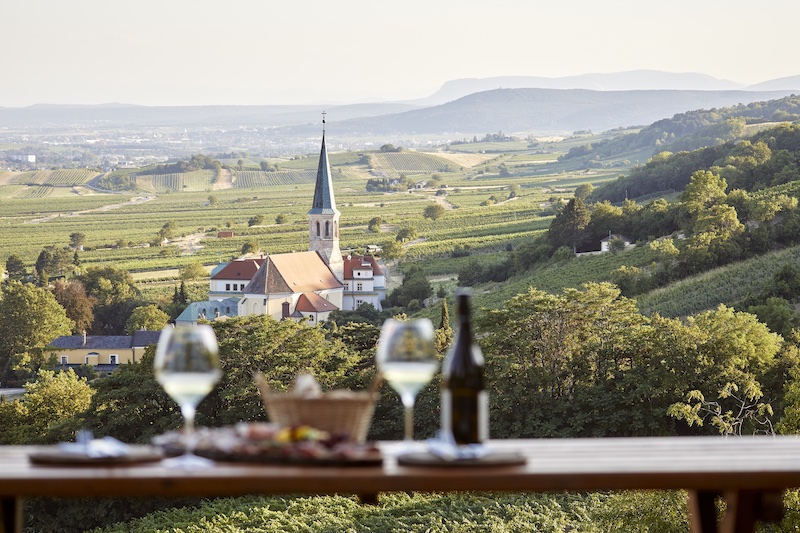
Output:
top-left (209, 258), bottom-right (265, 300)
top-left (342, 254), bottom-right (386, 311)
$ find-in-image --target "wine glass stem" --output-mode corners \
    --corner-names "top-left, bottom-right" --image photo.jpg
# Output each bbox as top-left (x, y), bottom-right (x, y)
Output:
top-left (404, 405), bottom-right (414, 441)
top-left (180, 404), bottom-right (197, 453)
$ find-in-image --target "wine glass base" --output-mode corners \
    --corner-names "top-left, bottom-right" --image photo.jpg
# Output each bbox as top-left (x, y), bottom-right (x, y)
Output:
top-left (161, 452), bottom-right (215, 469)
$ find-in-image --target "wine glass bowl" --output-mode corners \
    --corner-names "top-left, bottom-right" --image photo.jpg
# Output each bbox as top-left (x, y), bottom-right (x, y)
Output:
top-left (376, 318), bottom-right (438, 441)
top-left (154, 324), bottom-right (221, 468)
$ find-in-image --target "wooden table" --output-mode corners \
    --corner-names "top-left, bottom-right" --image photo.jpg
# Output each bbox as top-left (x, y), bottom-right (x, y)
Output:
top-left (3, 436), bottom-right (800, 533)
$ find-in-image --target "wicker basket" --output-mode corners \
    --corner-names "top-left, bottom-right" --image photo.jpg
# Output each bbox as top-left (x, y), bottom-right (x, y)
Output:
top-left (254, 373), bottom-right (379, 443)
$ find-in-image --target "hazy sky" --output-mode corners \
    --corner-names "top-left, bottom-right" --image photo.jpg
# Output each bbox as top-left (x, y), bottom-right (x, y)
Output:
top-left (1, 0), bottom-right (797, 107)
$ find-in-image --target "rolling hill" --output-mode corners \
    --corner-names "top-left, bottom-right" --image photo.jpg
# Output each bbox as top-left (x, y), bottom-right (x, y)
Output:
top-left (328, 88), bottom-right (798, 136)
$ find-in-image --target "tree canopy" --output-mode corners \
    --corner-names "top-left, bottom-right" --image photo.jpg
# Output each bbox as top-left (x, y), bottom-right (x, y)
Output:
top-left (0, 282), bottom-right (73, 382)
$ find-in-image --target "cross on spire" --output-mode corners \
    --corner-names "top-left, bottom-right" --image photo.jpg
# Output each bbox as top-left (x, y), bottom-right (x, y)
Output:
top-left (322, 111), bottom-right (326, 134)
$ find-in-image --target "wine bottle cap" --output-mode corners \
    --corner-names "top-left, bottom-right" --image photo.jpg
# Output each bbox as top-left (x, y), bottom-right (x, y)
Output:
top-left (455, 288), bottom-right (471, 316)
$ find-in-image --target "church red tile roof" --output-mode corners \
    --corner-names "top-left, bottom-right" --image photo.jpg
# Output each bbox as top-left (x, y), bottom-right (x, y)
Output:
top-left (296, 292), bottom-right (339, 313)
top-left (212, 258), bottom-right (265, 280)
top-left (244, 251), bottom-right (342, 295)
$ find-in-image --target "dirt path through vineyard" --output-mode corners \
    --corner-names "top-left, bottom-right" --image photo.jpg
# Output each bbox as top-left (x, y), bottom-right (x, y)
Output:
top-left (213, 169), bottom-right (233, 190)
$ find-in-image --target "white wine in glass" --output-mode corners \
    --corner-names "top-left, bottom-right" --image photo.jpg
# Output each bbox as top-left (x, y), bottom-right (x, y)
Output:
top-left (154, 324), bottom-right (221, 468)
top-left (376, 318), bottom-right (438, 441)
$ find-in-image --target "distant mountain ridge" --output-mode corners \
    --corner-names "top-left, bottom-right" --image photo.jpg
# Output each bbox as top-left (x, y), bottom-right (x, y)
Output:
top-left (416, 70), bottom-right (746, 106)
top-left (328, 88), bottom-right (798, 137)
top-left (746, 75), bottom-right (800, 92)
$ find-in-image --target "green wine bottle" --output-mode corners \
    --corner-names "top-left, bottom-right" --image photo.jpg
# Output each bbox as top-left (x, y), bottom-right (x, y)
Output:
top-left (441, 289), bottom-right (488, 444)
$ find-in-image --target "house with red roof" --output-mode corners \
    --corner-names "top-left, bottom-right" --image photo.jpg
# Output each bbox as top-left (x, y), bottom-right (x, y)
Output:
top-left (342, 254), bottom-right (386, 311)
top-left (209, 258), bottom-right (265, 300)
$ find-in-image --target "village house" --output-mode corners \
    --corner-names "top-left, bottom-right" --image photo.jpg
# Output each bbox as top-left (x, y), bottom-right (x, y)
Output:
top-left (208, 258), bottom-right (265, 300)
top-left (342, 254), bottom-right (386, 311)
top-left (48, 330), bottom-right (162, 374)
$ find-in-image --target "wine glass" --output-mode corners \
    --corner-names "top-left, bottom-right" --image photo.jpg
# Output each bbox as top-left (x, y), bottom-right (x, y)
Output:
top-left (154, 324), bottom-right (221, 468)
top-left (376, 318), bottom-right (438, 441)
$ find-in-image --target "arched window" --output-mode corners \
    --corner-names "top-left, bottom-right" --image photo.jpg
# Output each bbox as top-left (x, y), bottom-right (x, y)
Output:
top-left (316, 221), bottom-right (320, 237)
top-left (325, 221), bottom-right (330, 237)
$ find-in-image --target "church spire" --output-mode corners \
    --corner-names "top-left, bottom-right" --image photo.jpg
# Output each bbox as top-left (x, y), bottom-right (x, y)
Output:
top-left (308, 113), bottom-right (343, 281)
top-left (309, 113), bottom-right (337, 215)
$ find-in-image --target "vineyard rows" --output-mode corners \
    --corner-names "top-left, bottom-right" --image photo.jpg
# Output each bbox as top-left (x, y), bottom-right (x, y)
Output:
top-left (234, 170), bottom-right (315, 188)
top-left (7, 169), bottom-right (96, 186)
top-left (636, 245), bottom-right (800, 318)
top-left (19, 186), bottom-right (53, 199)
top-left (373, 153), bottom-right (453, 175)
top-left (46, 169), bottom-right (97, 185)
top-left (134, 170), bottom-right (215, 192)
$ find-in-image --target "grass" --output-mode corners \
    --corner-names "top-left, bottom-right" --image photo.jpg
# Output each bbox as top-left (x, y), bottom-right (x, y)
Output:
top-left (88, 491), bottom-right (691, 533)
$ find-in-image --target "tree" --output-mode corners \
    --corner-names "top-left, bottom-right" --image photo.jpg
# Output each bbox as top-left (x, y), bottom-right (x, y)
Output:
top-left (435, 299), bottom-right (453, 353)
top-left (177, 281), bottom-right (190, 305)
top-left (478, 283), bottom-right (653, 438)
top-left (386, 266), bottom-right (432, 308)
top-left (69, 232), bottom-right (87, 249)
top-left (0, 369), bottom-right (94, 444)
top-left (548, 198), bottom-right (590, 251)
top-left (0, 282), bottom-right (74, 380)
top-left (608, 237), bottom-right (627, 254)
top-left (680, 170), bottom-right (727, 213)
top-left (241, 239), bottom-right (259, 255)
top-left (368, 217), bottom-right (382, 233)
top-left (78, 267), bottom-right (141, 334)
top-left (126, 305), bottom-right (170, 334)
top-left (51, 279), bottom-right (95, 334)
top-left (4, 254), bottom-right (27, 282)
top-left (259, 161), bottom-right (269, 171)
top-left (248, 214), bottom-right (265, 227)
top-left (423, 204), bottom-right (446, 220)
top-left (574, 183), bottom-right (594, 201)
top-left (158, 221), bottom-right (178, 242)
top-left (380, 239), bottom-right (404, 260)
top-left (180, 261), bottom-right (207, 281)
top-left (34, 246), bottom-right (73, 283)
top-left (207, 195), bottom-right (218, 206)
top-left (747, 297), bottom-right (800, 339)
top-left (275, 214), bottom-right (289, 224)
top-left (396, 227), bottom-right (418, 242)
top-left (70, 348), bottom-right (178, 444)
top-left (773, 263), bottom-right (800, 300)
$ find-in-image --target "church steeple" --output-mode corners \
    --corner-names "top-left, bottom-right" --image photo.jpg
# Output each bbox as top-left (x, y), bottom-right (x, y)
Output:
top-left (308, 113), bottom-right (343, 280)
top-left (309, 125), bottom-right (337, 215)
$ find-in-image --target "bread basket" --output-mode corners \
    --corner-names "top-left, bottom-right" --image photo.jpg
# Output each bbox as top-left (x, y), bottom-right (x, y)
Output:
top-left (254, 372), bottom-right (380, 443)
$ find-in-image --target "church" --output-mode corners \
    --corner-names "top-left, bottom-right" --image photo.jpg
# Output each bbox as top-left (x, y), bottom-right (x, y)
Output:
top-left (177, 127), bottom-right (386, 326)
